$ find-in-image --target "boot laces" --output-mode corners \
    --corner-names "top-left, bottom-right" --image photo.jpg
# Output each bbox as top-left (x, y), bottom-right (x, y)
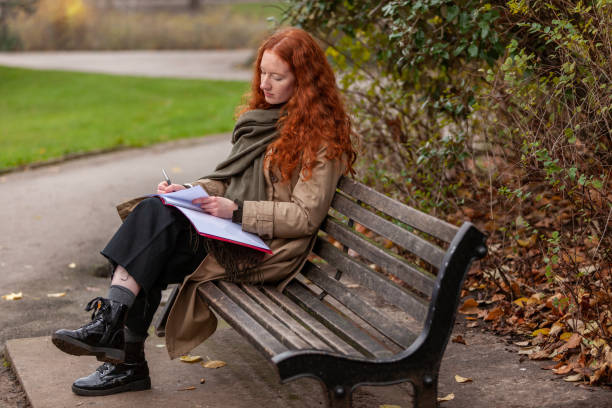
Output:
top-left (96, 362), bottom-right (114, 375)
top-left (85, 297), bottom-right (109, 321)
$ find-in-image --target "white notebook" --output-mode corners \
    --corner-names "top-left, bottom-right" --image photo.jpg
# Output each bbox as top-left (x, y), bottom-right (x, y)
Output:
top-left (153, 185), bottom-right (271, 254)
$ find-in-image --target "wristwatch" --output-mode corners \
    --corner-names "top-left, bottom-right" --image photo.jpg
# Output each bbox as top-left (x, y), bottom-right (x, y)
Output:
top-left (232, 199), bottom-right (243, 224)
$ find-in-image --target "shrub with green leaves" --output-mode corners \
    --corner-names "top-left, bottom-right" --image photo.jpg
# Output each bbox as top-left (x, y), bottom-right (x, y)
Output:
top-left (283, 0), bottom-right (611, 383)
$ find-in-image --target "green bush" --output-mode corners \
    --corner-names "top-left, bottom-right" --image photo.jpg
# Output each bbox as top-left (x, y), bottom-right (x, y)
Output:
top-left (284, 0), bottom-right (611, 383)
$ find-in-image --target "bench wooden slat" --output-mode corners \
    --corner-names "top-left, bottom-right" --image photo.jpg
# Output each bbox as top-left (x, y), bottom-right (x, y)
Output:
top-left (331, 193), bottom-right (446, 268)
top-left (216, 281), bottom-right (311, 350)
top-left (302, 262), bottom-right (417, 349)
top-left (262, 287), bottom-right (362, 357)
top-left (199, 282), bottom-right (288, 358)
top-left (284, 281), bottom-right (394, 358)
top-left (240, 284), bottom-right (334, 351)
top-left (313, 238), bottom-right (429, 321)
top-left (337, 176), bottom-right (459, 242)
top-left (321, 217), bottom-right (436, 295)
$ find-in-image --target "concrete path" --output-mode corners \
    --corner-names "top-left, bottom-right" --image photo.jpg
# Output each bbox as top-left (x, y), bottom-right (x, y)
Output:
top-left (0, 50), bottom-right (253, 80)
top-left (0, 136), bottom-right (231, 344)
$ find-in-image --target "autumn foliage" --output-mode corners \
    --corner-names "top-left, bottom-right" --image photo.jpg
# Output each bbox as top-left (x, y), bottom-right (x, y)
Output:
top-left (285, 0), bottom-right (611, 385)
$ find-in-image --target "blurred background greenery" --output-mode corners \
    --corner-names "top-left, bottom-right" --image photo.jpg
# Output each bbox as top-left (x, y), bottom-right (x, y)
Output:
top-left (1, 0), bottom-right (283, 50)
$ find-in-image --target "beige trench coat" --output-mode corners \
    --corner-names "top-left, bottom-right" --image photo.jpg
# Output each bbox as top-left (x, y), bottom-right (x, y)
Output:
top-left (116, 146), bottom-right (345, 358)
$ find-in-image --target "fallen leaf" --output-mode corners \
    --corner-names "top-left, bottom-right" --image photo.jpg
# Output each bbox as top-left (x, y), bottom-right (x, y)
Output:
top-left (514, 341), bottom-right (530, 347)
top-left (529, 349), bottom-right (551, 360)
top-left (201, 360), bottom-right (226, 369)
top-left (560, 332), bottom-right (573, 341)
top-left (437, 393), bottom-right (455, 402)
top-left (552, 365), bottom-right (573, 375)
top-left (47, 292), bottom-right (66, 298)
top-left (563, 373), bottom-right (584, 382)
top-left (68, 263), bottom-right (76, 269)
top-left (549, 323), bottom-right (563, 337)
top-left (565, 333), bottom-right (582, 349)
top-left (532, 328), bottom-right (550, 337)
top-left (179, 355), bottom-right (202, 363)
top-left (2, 292), bottom-right (23, 301)
top-left (452, 335), bottom-right (467, 345)
top-left (178, 386), bottom-right (196, 391)
top-left (454, 374), bottom-right (473, 383)
top-left (516, 235), bottom-right (537, 248)
top-left (459, 298), bottom-right (481, 315)
top-left (484, 307), bottom-right (504, 321)
top-left (518, 346), bottom-right (537, 355)
top-left (466, 321), bottom-right (479, 328)
top-left (513, 297), bottom-right (529, 307)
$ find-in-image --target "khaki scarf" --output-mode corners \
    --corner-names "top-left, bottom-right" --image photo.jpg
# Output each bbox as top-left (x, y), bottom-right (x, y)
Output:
top-left (199, 108), bottom-right (281, 282)
top-left (204, 108), bottom-right (281, 202)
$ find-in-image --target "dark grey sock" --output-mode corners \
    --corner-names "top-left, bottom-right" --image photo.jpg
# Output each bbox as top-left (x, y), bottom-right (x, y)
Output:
top-left (107, 285), bottom-right (136, 308)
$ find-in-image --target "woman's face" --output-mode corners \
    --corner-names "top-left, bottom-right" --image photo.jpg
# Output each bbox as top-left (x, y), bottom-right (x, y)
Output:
top-left (259, 51), bottom-right (295, 105)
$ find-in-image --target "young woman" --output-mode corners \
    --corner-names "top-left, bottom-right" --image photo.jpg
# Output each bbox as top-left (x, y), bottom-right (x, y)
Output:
top-left (52, 27), bottom-right (356, 396)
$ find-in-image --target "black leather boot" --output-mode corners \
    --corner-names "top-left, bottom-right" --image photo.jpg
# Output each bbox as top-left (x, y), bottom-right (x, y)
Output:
top-left (52, 297), bottom-right (128, 363)
top-left (71, 342), bottom-right (151, 396)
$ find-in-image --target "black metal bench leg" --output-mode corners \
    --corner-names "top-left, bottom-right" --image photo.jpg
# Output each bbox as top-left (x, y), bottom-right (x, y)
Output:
top-left (324, 383), bottom-right (353, 408)
top-left (154, 285), bottom-right (179, 337)
top-left (411, 373), bottom-right (438, 408)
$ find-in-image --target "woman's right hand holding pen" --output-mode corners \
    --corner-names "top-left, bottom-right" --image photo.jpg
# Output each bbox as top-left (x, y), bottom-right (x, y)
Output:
top-left (156, 181), bottom-right (186, 195)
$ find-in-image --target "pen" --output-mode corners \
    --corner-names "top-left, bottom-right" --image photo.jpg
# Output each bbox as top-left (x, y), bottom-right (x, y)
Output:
top-left (162, 168), bottom-right (171, 187)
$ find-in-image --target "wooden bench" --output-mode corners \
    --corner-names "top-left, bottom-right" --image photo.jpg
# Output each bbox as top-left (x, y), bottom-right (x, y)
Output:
top-left (156, 176), bottom-right (487, 408)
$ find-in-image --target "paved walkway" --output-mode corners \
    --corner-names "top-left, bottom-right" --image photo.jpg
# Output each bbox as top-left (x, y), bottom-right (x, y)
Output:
top-left (1, 52), bottom-right (610, 407)
top-left (0, 50), bottom-right (253, 80)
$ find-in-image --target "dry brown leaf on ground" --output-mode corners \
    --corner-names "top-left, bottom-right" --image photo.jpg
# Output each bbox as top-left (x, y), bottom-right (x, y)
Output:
top-left (484, 307), bottom-right (504, 321)
top-left (530, 350), bottom-right (553, 360)
top-left (564, 333), bottom-right (582, 349)
top-left (563, 373), bottom-right (584, 382)
top-left (552, 364), bottom-right (574, 375)
top-left (454, 374), bottom-right (473, 383)
top-left (179, 355), bottom-right (202, 363)
top-left (459, 298), bottom-right (481, 315)
top-left (2, 292), bottom-right (23, 300)
top-left (178, 386), bottom-right (196, 391)
top-left (47, 292), bottom-right (66, 298)
top-left (201, 360), bottom-right (226, 369)
top-left (437, 393), bottom-right (455, 402)
top-left (452, 335), bottom-right (467, 345)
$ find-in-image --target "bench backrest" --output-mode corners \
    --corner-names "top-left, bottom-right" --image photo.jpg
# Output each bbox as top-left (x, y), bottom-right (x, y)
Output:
top-left (283, 176), bottom-right (486, 359)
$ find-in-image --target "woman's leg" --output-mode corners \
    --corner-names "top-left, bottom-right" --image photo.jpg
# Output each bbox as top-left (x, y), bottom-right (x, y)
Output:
top-left (52, 198), bottom-right (206, 363)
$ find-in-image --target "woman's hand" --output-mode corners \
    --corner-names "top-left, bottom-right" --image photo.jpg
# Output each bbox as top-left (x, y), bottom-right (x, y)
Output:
top-left (192, 196), bottom-right (238, 219)
top-left (157, 182), bottom-right (186, 195)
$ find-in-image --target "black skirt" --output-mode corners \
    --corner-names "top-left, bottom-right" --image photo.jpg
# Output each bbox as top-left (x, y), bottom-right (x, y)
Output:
top-left (101, 197), bottom-right (208, 336)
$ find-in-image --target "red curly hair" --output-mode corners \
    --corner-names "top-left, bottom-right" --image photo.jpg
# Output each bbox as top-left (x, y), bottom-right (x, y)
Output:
top-left (243, 27), bottom-right (356, 181)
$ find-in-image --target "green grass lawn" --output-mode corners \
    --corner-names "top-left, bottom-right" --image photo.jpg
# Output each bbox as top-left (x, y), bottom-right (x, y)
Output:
top-left (0, 66), bottom-right (249, 170)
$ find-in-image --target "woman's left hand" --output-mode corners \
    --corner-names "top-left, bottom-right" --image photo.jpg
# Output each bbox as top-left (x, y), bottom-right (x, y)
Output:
top-left (192, 196), bottom-right (238, 219)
